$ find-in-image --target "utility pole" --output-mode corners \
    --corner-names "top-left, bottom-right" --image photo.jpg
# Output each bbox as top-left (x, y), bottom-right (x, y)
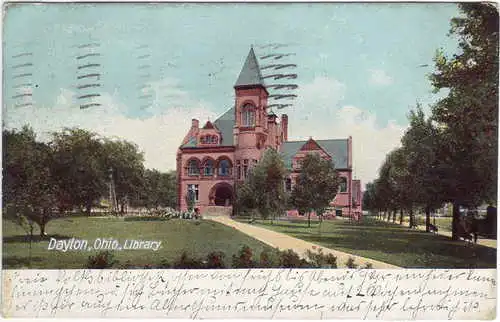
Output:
top-left (108, 167), bottom-right (118, 213)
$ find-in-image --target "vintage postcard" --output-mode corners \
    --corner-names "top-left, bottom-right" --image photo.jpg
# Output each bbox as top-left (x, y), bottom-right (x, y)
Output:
top-left (1, 1), bottom-right (497, 319)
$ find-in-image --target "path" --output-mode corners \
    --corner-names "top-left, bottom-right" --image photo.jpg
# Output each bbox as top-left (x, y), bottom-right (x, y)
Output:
top-left (378, 218), bottom-right (497, 249)
top-left (208, 216), bottom-right (399, 269)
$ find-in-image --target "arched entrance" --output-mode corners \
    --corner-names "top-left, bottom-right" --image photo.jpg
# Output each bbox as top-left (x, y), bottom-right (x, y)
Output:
top-left (209, 182), bottom-right (233, 206)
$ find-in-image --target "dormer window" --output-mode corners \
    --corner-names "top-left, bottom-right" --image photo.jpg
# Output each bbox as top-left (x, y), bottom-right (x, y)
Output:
top-left (242, 104), bottom-right (255, 127)
top-left (200, 135), bottom-right (219, 145)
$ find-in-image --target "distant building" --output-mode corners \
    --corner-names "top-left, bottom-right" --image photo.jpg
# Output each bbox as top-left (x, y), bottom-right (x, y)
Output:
top-left (176, 48), bottom-right (362, 218)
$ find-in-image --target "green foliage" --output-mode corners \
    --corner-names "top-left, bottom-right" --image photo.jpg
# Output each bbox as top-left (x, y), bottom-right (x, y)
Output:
top-left (232, 245), bottom-right (255, 268)
top-left (345, 257), bottom-right (359, 269)
top-left (173, 251), bottom-right (205, 269)
top-left (87, 251), bottom-right (119, 269)
top-left (305, 248), bottom-right (338, 268)
top-left (235, 149), bottom-right (287, 221)
top-left (258, 248), bottom-right (281, 268)
top-left (3, 127), bottom-right (59, 236)
top-left (278, 249), bottom-right (310, 268)
top-left (291, 153), bottom-right (339, 226)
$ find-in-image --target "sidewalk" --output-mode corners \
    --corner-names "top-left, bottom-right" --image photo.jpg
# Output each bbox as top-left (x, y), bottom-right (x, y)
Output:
top-left (208, 216), bottom-right (400, 269)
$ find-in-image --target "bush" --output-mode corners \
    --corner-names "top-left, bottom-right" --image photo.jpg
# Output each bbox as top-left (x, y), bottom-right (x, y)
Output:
top-left (305, 248), bottom-right (337, 268)
top-left (345, 257), bottom-right (359, 269)
top-left (232, 245), bottom-right (255, 268)
top-left (279, 249), bottom-right (310, 268)
top-left (364, 262), bottom-right (373, 269)
top-left (259, 248), bottom-right (280, 268)
top-left (87, 251), bottom-right (118, 269)
top-left (206, 251), bottom-right (226, 269)
top-left (173, 251), bottom-right (204, 269)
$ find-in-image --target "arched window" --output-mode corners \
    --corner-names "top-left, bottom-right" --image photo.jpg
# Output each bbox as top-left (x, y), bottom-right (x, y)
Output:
top-left (187, 159), bottom-right (200, 176)
top-left (211, 135), bottom-right (218, 144)
top-left (218, 159), bottom-right (232, 177)
top-left (242, 104), bottom-right (255, 127)
top-left (203, 159), bottom-right (214, 176)
top-left (339, 177), bottom-right (347, 193)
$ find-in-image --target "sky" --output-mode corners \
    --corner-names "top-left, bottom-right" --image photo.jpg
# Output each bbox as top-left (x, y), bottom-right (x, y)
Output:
top-left (3, 2), bottom-right (462, 188)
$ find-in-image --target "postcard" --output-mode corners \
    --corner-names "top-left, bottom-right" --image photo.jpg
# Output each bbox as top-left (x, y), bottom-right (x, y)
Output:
top-left (1, 1), bottom-right (497, 319)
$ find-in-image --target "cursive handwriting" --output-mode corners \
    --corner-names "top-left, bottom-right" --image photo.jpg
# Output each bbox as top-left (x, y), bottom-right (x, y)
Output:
top-left (3, 269), bottom-right (496, 319)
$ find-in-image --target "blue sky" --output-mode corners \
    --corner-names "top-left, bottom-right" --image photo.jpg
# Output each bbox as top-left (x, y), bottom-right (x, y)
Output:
top-left (3, 3), bottom-right (461, 187)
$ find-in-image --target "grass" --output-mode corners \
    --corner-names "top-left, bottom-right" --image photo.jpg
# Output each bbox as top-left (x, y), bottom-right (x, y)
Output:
top-left (243, 217), bottom-right (496, 268)
top-left (3, 216), bottom-right (270, 269)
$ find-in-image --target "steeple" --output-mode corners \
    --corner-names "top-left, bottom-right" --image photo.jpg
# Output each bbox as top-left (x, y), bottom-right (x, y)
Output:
top-left (234, 47), bottom-right (265, 88)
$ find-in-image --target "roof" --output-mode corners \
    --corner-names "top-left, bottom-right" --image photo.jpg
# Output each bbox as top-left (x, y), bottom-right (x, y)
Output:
top-left (213, 107), bottom-right (235, 146)
top-left (203, 120), bottom-right (215, 129)
top-left (280, 139), bottom-right (349, 169)
top-left (234, 47), bottom-right (265, 88)
top-left (180, 108), bottom-right (235, 148)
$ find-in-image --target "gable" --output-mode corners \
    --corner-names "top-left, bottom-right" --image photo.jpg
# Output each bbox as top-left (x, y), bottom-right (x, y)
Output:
top-left (181, 107), bottom-right (235, 149)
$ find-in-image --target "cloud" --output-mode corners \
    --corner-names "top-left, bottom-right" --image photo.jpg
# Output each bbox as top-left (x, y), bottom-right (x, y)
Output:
top-left (4, 81), bottom-right (217, 171)
top-left (287, 76), bottom-right (406, 188)
top-left (368, 68), bottom-right (394, 86)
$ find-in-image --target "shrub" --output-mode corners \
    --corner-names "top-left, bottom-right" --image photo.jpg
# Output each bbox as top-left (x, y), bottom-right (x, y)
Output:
top-left (232, 245), bottom-right (255, 268)
top-left (306, 248), bottom-right (337, 268)
top-left (364, 262), bottom-right (373, 269)
top-left (279, 249), bottom-right (310, 268)
top-left (173, 251), bottom-right (204, 269)
top-left (87, 251), bottom-right (118, 269)
top-left (206, 251), bottom-right (226, 269)
top-left (345, 257), bottom-right (359, 269)
top-left (259, 248), bottom-right (280, 268)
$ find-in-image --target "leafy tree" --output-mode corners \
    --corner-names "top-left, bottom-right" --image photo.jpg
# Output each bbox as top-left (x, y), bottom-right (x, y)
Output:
top-left (50, 128), bottom-right (106, 214)
top-left (291, 153), bottom-right (339, 227)
top-left (430, 3), bottom-right (498, 239)
top-left (136, 169), bottom-right (178, 210)
top-left (101, 138), bottom-right (145, 213)
top-left (401, 106), bottom-right (444, 231)
top-left (3, 127), bottom-right (58, 237)
top-left (235, 148), bottom-right (287, 223)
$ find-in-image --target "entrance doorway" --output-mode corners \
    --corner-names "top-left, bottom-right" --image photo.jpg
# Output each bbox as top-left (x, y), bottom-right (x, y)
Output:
top-left (209, 182), bottom-right (233, 206)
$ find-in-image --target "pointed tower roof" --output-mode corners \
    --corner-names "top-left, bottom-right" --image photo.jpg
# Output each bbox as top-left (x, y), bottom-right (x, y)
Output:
top-left (234, 47), bottom-right (265, 88)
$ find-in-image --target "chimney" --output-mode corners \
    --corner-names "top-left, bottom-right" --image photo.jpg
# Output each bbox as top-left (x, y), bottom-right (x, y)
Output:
top-left (191, 118), bottom-right (199, 129)
top-left (281, 114), bottom-right (288, 141)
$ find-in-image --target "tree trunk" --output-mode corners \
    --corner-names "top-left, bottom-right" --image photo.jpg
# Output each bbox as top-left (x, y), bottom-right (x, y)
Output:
top-left (392, 210), bottom-right (396, 222)
top-left (451, 201), bottom-right (460, 240)
top-left (39, 223), bottom-right (46, 237)
top-left (409, 208), bottom-right (414, 228)
top-left (308, 212), bottom-right (311, 228)
top-left (399, 209), bottom-right (403, 225)
top-left (120, 201), bottom-right (125, 214)
top-left (425, 206), bottom-right (431, 232)
top-left (85, 202), bottom-right (92, 215)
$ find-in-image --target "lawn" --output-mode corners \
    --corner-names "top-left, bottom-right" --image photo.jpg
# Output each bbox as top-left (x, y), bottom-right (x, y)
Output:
top-left (245, 217), bottom-right (496, 268)
top-left (2, 217), bottom-right (270, 269)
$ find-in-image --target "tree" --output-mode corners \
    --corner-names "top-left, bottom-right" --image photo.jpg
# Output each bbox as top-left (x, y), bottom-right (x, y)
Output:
top-left (136, 169), bottom-right (178, 210)
top-left (401, 105), bottom-right (444, 231)
top-left (101, 138), bottom-right (145, 213)
top-left (3, 127), bottom-right (58, 237)
top-left (50, 128), bottom-right (106, 214)
top-left (430, 3), bottom-right (498, 239)
top-left (291, 153), bottom-right (339, 227)
top-left (234, 148), bottom-right (287, 222)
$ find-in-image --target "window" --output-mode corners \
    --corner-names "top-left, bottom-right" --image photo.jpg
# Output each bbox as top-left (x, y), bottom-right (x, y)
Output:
top-left (211, 136), bottom-right (218, 144)
top-left (285, 178), bottom-right (292, 192)
top-left (187, 184), bottom-right (199, 202)
top-left (236, 161), bottom-right (241, 180)
top-left (187, 159), bottom-right (200, 176)
top-left (242, 104), bottom-right (255, 127)
top-left (339, 177), bottom-right (347, 193)
top-left (243, 159), bottom-right (249, 179)
top-left (203, 159), bottom-right (214, 176)
top-left (219, 159), bottom-right (231, 177)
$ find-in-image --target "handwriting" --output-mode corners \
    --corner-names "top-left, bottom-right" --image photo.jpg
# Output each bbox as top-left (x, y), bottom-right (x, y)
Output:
top-left (3, 269), bottom-right (496, 319)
